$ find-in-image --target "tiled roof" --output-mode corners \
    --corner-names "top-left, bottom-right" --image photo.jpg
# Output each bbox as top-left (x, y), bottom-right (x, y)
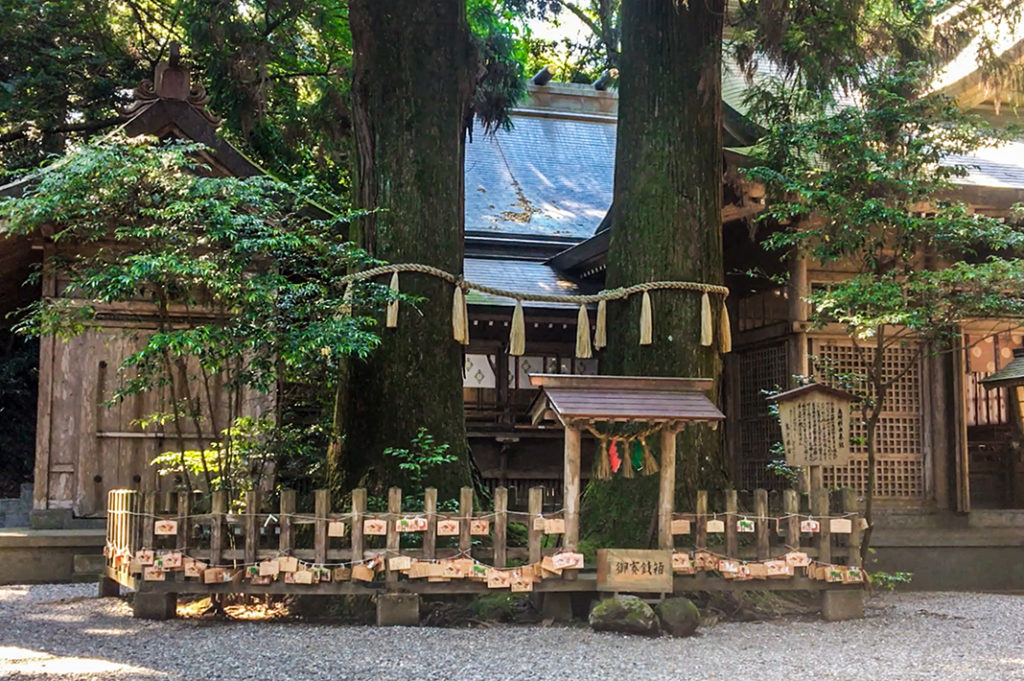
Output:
top-left (946, 141), bottom-right (1024, 189)
top-left (463, 257), bottom-right (591, 309)
top-left (465, 112), bottom-right (615, 240)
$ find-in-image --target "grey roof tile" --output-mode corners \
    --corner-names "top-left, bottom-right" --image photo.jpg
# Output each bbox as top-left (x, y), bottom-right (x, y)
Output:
top-left (464, 257), bottom-right (590, 308)
top-left (465, 113), bottom-right (615, 240)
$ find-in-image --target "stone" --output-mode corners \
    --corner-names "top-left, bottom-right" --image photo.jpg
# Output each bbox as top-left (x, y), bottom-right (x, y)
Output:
top-left (588, 595), bottom-right (660, 636)
top-left (377, 592), bottom-right (420, 626)
top-left (132, 592), bottom-right (177, 620)
top-left (655, 597), bottom-right (701, 637)
top-left (821, 590), bottom-right (864, 621)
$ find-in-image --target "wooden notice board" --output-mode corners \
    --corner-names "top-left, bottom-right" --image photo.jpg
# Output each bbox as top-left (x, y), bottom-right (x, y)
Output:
top-left (596, 549), bottom-right (673, 593)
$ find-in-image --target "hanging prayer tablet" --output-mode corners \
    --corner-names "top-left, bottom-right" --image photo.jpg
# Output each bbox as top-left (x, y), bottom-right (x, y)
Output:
top-left (388, 556), bottom-right (413, 572)
top-left (784, 551), bottom-right (811, 568)
top-left (143, 566), bottom-right (166, 581)
top-left (671, 553), bottom-right (695, 574)
top-left (278, 556), bottom-right (299, 572)
top-left (470, 519), bottom-right (490, 535)
top-left (800, 519), bottom-right (820, 533)
top-left (160, 551), bottom-right (183, 570)
top-left (352, 563), bottom-right (375, 582)
top-left (706, 519), bottom-right (725, 533)
top-left (328, 520), bottom-right (346, 537)
top-left (154, 520), bottom-right (178, 536)
top-left (363, 518), bottom-right (388, 536)
top-left (829, 518), bottom-right (853, 534)
top-left (552, 552), bottom-right (584, 570)
top-left (532, 517), bottom-right (547, 531)
top-left (544, 518), bottom-right (566, 534)
top-left (184, 558), bottom-right (207, 578)
top-left (292, 569), bottom-right (314, 584)
top-left (259, 559), bottom-right (280, 577)
top-left (736, 518), bottom-right (755, 533)
top-left (437, 519), bottom-right (460, 536)
top-left (332, 567), bottom-right (352, 582)
top-left (136, 549), bottom-right (155, 565)
top-left (670, 518), bottom-right (691, 535)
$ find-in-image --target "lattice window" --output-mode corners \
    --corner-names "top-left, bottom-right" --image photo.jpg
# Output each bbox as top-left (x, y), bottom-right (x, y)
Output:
top-left (736, 342), bottom-right (789, 490)
top-left (813, 340), bottom-right (924, 498)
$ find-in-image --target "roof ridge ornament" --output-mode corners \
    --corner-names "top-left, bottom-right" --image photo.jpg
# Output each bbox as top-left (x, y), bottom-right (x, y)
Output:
top-left (121, 42), bottom-right (222, 128)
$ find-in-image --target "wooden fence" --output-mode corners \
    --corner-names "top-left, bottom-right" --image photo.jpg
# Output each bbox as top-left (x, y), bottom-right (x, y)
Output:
top-left (104, 485), bottom-right (864, 599)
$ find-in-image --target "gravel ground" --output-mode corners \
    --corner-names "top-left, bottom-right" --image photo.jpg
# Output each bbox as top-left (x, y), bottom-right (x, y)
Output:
top-left (2, 584), bottom-right (1023, 680)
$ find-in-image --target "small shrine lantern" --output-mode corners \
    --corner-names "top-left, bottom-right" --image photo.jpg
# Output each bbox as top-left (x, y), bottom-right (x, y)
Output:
top-left (981, 348), bottom-right (1024, 434)
top-left (770, 384), bottom-right (858, 467)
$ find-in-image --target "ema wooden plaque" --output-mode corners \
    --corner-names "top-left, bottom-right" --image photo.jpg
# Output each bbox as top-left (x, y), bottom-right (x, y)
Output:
top-left (596, 549), bottom-right (673, 593)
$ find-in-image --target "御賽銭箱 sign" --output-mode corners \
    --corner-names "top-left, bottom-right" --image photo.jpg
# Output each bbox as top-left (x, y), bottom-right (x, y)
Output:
top-left (596, 549), bottom-right (673, 592)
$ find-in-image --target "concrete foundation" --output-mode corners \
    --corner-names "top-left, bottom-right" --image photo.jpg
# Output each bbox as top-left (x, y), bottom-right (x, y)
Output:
top-left (376, 592), bottom-right (420, 626)
top-left (133, 592), bottom-right (177, 620)
top-left (0, 528), bottom-right (105, 585)
top-left (821, 590), bottom-right (864, 621)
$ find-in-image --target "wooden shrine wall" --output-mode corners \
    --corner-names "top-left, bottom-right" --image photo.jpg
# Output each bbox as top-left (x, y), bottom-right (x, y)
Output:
top-left (35, 326), bottom-right (272, 517)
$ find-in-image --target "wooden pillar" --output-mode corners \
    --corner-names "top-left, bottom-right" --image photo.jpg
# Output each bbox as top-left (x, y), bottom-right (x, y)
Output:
top-left (657, 427), bottom-right (677, 550)
top-left (788, 254), bottom-right (810, 384)
top-left (563, 425), bottom-right (581, 551)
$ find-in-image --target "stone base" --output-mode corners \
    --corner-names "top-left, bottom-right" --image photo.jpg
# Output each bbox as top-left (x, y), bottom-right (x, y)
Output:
top-left (376, 592), bottom-right (420, 626)
top-left (821, 590), bottom-right (864, 621)
top-left (133, 592), bottom-right (177, 620)
top-left (0, 528), bottom-right (106, 585)
top-left (98, 576), bottom-right (120, 598)
top-left (540, 592), bottom-right (574, 621)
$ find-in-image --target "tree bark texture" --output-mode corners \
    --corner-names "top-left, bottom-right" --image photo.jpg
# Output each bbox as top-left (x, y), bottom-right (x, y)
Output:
top-left (589, 0), bottom-right (727, 540)
top-left (342, 0), bottom-right (475, 499)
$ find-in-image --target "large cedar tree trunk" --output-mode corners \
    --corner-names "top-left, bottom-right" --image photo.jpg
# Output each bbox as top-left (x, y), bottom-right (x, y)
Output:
top-left (588, 0), bottom-right (727, 544)
top-left (338, 0), bottom-right (476, 499)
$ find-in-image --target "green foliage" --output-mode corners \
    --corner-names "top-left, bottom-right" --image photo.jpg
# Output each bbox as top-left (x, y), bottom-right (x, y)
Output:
top-left (376, 428), bottom-right (460, 511)
top-left (869, 570), bottom-right (913, 591)
top-left (0, 136), bottom-right (388, 499)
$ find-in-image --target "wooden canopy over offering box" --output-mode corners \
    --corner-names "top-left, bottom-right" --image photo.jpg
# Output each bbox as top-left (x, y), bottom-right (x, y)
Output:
top-left (528, 374), bottom-right (725, 552)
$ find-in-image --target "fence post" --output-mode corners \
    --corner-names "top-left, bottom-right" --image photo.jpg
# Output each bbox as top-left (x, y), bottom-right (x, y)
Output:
top-left (279, 489), bottom-right (295, 555)
top-left (755, 488), bottom-right (770, 560)
top-left (528, 487), bottom-right (542, 564)
top-left (812, 487), bottom-right (831, 565)
top-left (494, 487), bottom-right (508, 568)
top-left (783, 488), bottom-right (800, 551)
top-left (724, 489), bottom-right (738, 557)
top-left (142, 490), bottom-right (156, 549)
top-left (351, 488), bottom-right (366, 564)
top-left (210, 490), bottom-right (226, 567)
top-left (459, 487), bottom-right (473, 555)
top-left (386, 487), bottom-right (401, 583)
top-left (695, 490), bottom-right (708, 550)
top-left (176, 492), bottom-right (190, 552)
top-left (244, 490), bottom-right (258, 566)
top-left (842, 488), bottom-right (861, 568)
top-left (423, 488), bottom-right (437, 561)
top-left (314, 489), bottom-right (329, 565)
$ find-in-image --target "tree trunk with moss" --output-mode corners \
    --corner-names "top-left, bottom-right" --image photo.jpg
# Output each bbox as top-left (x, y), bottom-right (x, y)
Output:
top-left (585, 0), bottom-right (727, 546)
top-left (335, 0), bottom-right (476, 500)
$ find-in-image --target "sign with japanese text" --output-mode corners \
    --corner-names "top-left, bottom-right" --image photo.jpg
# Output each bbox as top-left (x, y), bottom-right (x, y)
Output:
top-left (596, 549), bottom-right (672, 593)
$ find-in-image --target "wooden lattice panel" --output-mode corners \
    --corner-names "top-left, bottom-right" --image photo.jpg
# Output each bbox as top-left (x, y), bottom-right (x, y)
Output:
top-left (737, 342), bottom-right (789, 490)
top-left (813, 340), bottom-right (923, 498)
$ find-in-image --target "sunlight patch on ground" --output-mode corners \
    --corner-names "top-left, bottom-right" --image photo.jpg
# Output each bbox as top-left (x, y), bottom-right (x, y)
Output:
top-left (0, 646), bottom-right (165, 678)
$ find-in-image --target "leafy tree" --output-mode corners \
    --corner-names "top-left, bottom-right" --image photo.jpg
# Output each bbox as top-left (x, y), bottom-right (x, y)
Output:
top-left (0, 135), bottom-right (385, 502)
top-left (747, 58), bottom-right (1024, 560)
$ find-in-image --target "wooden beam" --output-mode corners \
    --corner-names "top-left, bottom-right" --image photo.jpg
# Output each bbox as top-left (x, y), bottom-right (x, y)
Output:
top-left (658, 427), bottom-right (677, 550)
top-left (564, 425), bottom-right (581, 552)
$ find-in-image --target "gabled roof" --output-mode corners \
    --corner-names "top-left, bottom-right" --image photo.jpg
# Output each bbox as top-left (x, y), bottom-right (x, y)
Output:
top-left (528, 374), bottom-right (724, 425)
